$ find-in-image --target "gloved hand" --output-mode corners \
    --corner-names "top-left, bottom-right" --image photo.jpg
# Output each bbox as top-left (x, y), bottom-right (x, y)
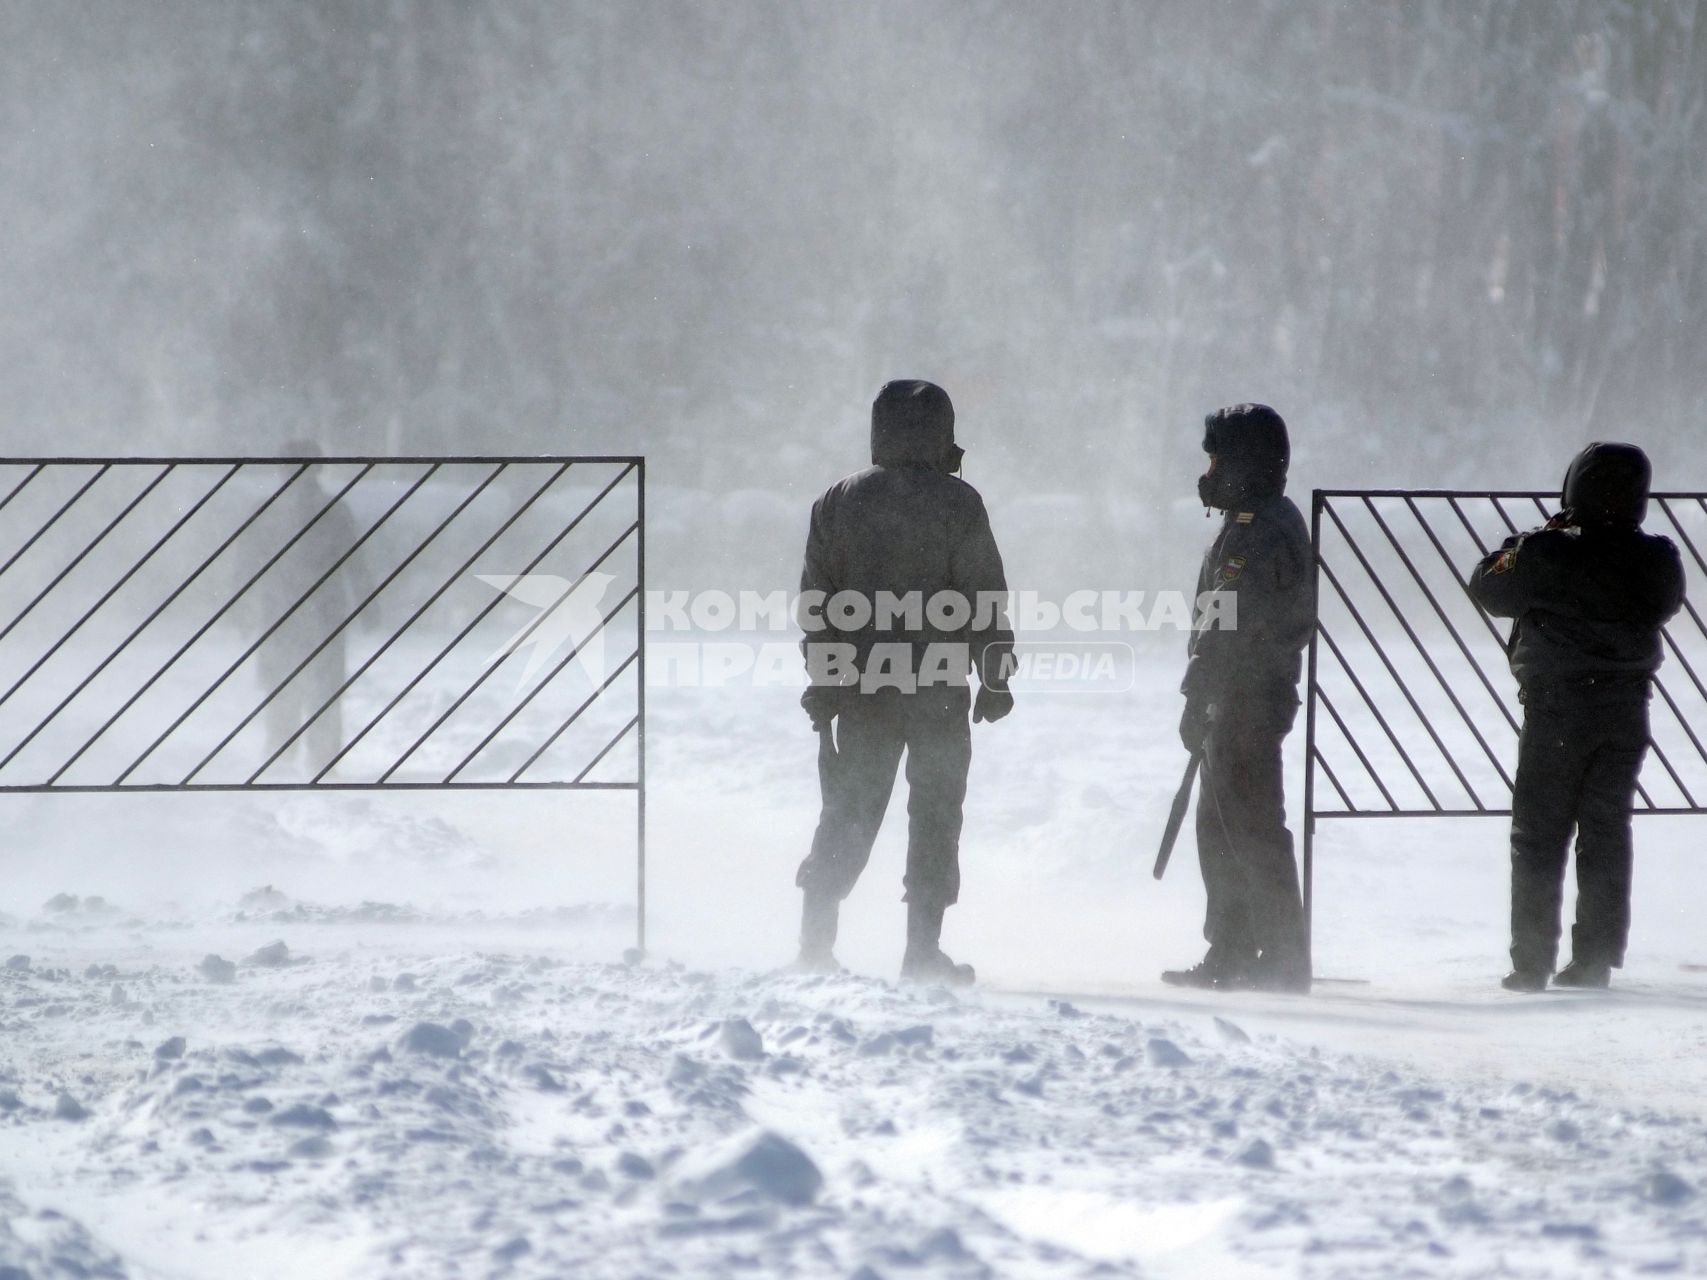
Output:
top-left (1179, 699), bottom-right (1211, 753)
top-left (973, 686), bottom-right (1014, 724)
top-left (801, 684), bottom-right (845, 731)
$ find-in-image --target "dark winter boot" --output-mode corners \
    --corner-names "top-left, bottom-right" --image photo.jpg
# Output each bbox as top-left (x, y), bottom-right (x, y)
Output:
top-left (1552, 959), bottom-right (1611, 990)
top-left (1161, 946), bottom-right (1252, 991)
top-left (899, 900), bottom-right (974, 987)
top-left (794, 891), bottom-right (842, 974)
top-left (1500, 968), bottom-right (1548, 992)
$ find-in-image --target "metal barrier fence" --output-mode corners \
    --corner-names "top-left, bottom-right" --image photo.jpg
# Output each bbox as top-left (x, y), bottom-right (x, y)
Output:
top-left (1304, 490), bottom-right (1707, 950)
top-left (0, 455), bottom-right (647, 947)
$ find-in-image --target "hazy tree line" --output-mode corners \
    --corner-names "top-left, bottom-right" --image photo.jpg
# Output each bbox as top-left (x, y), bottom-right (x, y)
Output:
top-left (3, 1), bottom-right (1703, 588)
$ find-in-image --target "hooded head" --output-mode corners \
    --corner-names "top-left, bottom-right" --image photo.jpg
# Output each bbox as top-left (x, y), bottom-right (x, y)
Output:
top-left (1562, 441), bottom-right (1651, 527)
top-left (871, 380), bottom-right (962, 472)
top-left (1199, 403), bottom-right (1289, 510)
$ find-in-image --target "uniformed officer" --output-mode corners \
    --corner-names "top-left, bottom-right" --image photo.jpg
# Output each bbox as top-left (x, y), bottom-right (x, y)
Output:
top-left (1165, 403), bottom-right (1314, 993)
top-left (793, 380), bottom-right (1014, 984)
top-left (1469, 442), bottom-right (1685, 991)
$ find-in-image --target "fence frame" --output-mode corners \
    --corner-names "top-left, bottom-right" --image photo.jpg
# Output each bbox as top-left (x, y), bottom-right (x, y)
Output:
top-left (0, 453), bottom-right (648, 950)
top-left (1303, 487), bottom-right (1707, 965)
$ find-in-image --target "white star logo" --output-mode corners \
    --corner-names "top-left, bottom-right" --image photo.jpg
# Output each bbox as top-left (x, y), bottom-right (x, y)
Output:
top-left (478, 571), bottom-right (618, 689)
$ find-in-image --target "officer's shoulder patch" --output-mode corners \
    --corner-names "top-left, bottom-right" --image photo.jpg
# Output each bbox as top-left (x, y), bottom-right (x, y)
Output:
top-left (1235, 512), bottom-right (1256, 524)
top-left (1489, 547), bottom-right (1518, 575)
top-left (1218, 554), bottom-right (1247, 583)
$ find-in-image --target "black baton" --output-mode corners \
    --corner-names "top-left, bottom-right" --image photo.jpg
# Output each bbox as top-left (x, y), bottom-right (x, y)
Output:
top-left (1153, 751), bottom-right (1202, 881)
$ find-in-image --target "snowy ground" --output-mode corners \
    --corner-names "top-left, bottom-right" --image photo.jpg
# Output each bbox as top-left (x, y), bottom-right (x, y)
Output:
top-left (5, 656), bottom-right (1707, 1278)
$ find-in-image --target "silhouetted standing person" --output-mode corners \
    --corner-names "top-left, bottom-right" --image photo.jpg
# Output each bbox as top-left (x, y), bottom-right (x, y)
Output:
top-left (251, 443), bottom-right (359, 774)
top-left (794, 381), bottom-right (1014, 984)
top-left (1469, 443), bottom-right (1685, 991)
top-left (1166, 404), bottom-right (1313, 993)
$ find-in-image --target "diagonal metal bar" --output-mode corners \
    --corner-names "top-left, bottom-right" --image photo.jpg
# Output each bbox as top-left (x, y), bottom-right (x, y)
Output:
top-left (310, 467), bottom-right (638, 781)
top-left (1654, 498), bottom-right (1707, 661)
top-left (264, 460), bottom-right (600, 781)
top-left (1323, 502), bottom-right (1501, 802)
top-left (445, 589), bottom-right (639, 782)
top-left (1489, 497), bottom-right (1525, 539)
top-left (46, 465), bottom-right (364, 786)
top-left (1365, 498), bottom-right (1521, 754)
top-left (114, 464), bottom-right (424, 785)
top-left (508, 649), bottom-right (641, 784)
top-left (217, 465), bottom-right (505, 784)
top-left (1315, 684), bottom-right (1399, 811)
top-left (0, 466), bottom-right (240, 711)
top-left (1646, 503), bottom-right (1707, 780)
top-left (1644, 676), bottom-right (1703, 808)
top-left (1633, 714), bottom-right (1690, 809)
top-left (1319, 550), bottom-right (1474, 807)
top-left (1657, 625), bottom-right (1707, 722)
top-left (1660, 498), bottom-right (1707, 576)
top-left (1443, 494), bottom-right (1525, 660)
top-left (1318, 621), bottom-right (1441, 809)
top-left (378, 523), bottom-right (639, 783)
top-left (0, 464), bottom-right (44, 518)
top-left (0, 464), bottom-right (111, 580)
top-left (118, 467), bottom-right (421, 788)
top-left (0, 466), bottom-right (172, 647)
top-left (1446, 495), bottom-right (1496, 558)
top-left (0, 465), bottom-right (307, 774)
top-left (1311, 747), bottom-right (1356, 813)
top-left (1660, 629), bottom-right (1707, 712)
top-left (255, 462), bottom-right (575, 782)
top-left (1406, 495), bottom-right (1521, 657)
top-left (571, 713), bottom-right (640, 785)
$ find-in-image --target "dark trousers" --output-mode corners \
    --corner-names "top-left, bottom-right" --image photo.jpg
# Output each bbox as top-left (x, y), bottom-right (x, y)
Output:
top-left (1509, 696), bottom-right (1648, 973)
top-left (796, 687), bottom-right (972, 909)
top-left (1197, 720), bottom-right (1306, 964)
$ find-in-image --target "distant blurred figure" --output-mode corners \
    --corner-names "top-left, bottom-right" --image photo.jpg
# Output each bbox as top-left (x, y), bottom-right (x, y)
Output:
top-left (1166, 404), bottom-right (1314, 994)
top-left (794, 380), bottom-right (1014, 984)
top-left (251, 441), bottom-right (359, 774)
top-left (1469, 443), bottom-right (1685, 992)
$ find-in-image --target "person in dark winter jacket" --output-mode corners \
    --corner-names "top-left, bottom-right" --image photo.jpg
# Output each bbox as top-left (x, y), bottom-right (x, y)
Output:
top-left (1468, 442), bottom-right (1685, 992)
top-left (794, 380), bottom-right (1014, 984)
top-left (1166, 403), bottom-right (1315, 993)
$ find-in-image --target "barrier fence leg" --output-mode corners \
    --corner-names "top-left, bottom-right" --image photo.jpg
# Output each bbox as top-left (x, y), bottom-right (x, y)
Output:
top-left (636, 458), bottom-right (647, 958)
top-left (1303, 490), bottom-right (1324, 976)
top-left (1302, 815), bottom-right (1314, 974)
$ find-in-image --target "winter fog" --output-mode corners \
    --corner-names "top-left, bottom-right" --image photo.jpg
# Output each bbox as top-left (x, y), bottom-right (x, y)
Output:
top-left (5, 4), bottom-right (1707, 1279)
top-left (7, 3), bottom-right (1706, 589)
